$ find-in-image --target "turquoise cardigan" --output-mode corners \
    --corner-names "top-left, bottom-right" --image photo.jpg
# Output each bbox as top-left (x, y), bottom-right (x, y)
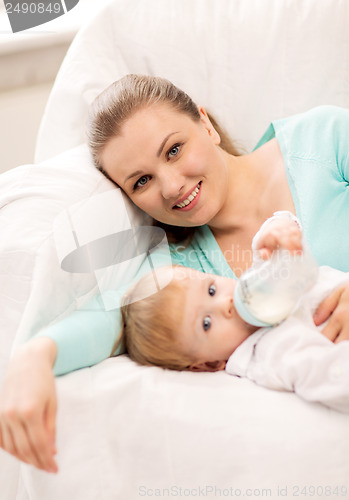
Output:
top-left (37, 105), bottom-right (349, 375)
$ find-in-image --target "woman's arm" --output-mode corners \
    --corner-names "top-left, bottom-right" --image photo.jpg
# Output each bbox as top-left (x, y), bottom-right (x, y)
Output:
top-left (36, 298), bottom-right (123, 376)
top-left (0, 337), bottom-right (58, 473)
top-left (0, 295), bottom-right (122, 471)
top-left (0, 243), bottom-right (171, 471)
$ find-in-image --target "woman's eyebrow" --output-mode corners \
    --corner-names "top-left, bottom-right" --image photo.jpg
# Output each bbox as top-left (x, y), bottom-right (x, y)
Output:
top-left (124, 170), bottom-right (144, 184)
top-left (156, 132), bottom-right (179, 157)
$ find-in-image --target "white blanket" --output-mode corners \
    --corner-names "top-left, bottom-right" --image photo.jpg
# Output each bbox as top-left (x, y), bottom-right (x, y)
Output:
top-left (17, 357), bottom-right (349, 499)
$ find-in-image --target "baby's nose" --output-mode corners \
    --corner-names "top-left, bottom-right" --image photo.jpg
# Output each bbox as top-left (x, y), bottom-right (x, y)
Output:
top-left (220, 296), bottom-right (234, 318)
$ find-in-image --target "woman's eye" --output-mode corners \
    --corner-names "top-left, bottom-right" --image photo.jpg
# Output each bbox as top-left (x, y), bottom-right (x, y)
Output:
top-left (203, 316), bottom-right (211, 331)
top-left (208, 284), bottom-right (216, 296)
top-left (134, 175), bottom-right (150, 190)
top-left (167, 144), bottom-right (181, 159)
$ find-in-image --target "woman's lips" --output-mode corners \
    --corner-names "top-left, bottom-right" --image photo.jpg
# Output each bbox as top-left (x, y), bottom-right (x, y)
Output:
top-left (173, 181), bottom-right (202, 211)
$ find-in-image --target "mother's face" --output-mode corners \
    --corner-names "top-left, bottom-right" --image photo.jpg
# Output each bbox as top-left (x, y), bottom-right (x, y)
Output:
top-left (100, 103), bottom-right (230, 228)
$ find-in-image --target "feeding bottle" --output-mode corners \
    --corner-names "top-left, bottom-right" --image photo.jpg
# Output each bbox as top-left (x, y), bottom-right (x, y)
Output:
top-left (234, 237), bottom-right (319, 328)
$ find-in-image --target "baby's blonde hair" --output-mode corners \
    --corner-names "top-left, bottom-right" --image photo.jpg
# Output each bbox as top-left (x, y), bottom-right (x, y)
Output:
top-left (114, 268), bottom-right (196, 371)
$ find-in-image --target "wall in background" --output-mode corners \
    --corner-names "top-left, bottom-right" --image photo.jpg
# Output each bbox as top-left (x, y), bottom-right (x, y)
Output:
top-left (0, 83), bottom-right (53, 173)
top-left (0, 0), bottom-right (111, 173)
top-left (0, 29), bottom-right (72, 173)
top-left (0, 33), bottom-right (71, 173)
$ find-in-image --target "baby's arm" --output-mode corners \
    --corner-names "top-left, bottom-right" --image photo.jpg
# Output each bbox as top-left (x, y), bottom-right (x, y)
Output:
top-left (252, 211), bottom-right (303, 261)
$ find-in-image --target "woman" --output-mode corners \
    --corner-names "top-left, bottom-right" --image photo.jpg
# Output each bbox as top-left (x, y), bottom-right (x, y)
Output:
top-left (1, 74), bottom-right (349, 473)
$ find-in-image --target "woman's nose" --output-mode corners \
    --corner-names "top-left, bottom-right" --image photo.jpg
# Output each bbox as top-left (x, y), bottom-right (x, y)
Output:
top-left (159, 170), bottom-right (185, 200)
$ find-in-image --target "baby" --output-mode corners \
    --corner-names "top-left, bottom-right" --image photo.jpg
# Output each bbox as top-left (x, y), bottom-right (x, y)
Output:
top-left (117, 213), bottom-right (349, 413)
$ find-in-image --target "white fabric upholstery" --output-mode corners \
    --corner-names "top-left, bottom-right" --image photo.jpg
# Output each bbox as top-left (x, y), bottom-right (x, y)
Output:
top-left (16, 356), bottom-right (349, 499)
top-left (2, 0), bottom-right (349, 498)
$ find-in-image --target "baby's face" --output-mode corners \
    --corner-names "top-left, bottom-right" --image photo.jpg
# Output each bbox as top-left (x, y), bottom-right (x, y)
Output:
top-left (171, 267), bottom-right (258, 370)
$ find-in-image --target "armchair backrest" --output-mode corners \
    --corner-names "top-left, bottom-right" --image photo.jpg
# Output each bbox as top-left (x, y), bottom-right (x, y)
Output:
top-left (35, 0), bottom-right (349, 162)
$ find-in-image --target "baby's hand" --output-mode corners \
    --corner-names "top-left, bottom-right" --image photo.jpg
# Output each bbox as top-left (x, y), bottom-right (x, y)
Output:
top-left (253, 214), bottom-right (303, 260)
top-left (314, 281), bottom-right (349, 342)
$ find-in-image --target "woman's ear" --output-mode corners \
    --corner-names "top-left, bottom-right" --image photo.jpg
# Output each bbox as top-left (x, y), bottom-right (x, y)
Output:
top-left (190, 360), bottom-right (226, 372)
top-left (197, 106), bottom-right (221, 145)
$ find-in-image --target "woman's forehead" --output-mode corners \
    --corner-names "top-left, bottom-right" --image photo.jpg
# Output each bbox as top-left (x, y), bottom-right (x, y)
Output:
top-left (125, 102), bottom-right (192, 129)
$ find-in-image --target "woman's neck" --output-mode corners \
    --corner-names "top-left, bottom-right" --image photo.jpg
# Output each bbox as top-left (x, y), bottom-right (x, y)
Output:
top-left (208, 139), bottom-right (295, 236)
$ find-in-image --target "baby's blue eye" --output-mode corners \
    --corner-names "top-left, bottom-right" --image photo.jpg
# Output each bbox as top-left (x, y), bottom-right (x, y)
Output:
top-left (208, 284), bottom-right (216, 296)
top-left (203, 316), bottom-right (211, 331)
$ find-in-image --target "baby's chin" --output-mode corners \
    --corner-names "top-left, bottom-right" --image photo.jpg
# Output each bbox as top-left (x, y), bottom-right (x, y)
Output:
top-left (246, 323), bottom-right (259, 335)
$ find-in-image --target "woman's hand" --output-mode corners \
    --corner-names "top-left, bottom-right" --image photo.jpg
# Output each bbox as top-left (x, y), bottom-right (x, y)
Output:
top-left (254, 216), bottom-right (303, 260)
top-left (0, 337), bottom-right (58, 473)
top-left (313, 282), bottom-right (349, 342)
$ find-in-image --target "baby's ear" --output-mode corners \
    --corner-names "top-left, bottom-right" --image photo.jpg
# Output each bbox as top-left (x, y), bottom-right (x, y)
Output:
top-left (190, 360), bottom-right (226, 372)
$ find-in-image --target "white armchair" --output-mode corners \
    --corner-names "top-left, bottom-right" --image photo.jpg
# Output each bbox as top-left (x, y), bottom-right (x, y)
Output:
top-left (1, 1), bottom-right (349, 498)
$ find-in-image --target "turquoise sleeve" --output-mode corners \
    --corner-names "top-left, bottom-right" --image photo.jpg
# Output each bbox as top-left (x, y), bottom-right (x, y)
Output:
top-left (35, 293), bottom-right (122, 376)
top-left (328, 106), bottom-right (349, 180)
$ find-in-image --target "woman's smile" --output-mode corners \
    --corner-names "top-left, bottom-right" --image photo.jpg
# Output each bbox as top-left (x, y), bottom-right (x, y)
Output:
top-left (173, 181), bottom-right (202, 211)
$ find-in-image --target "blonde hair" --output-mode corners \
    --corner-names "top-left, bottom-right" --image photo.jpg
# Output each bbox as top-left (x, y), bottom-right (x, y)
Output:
top-left (113, 270), bottom-right (196, 371)
top-left (87, 74), bottom-right (240, 169)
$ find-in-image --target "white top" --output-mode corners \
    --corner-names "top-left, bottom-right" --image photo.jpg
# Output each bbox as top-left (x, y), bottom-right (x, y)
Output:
top-left (226, 266), bottom-right (349, 413)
